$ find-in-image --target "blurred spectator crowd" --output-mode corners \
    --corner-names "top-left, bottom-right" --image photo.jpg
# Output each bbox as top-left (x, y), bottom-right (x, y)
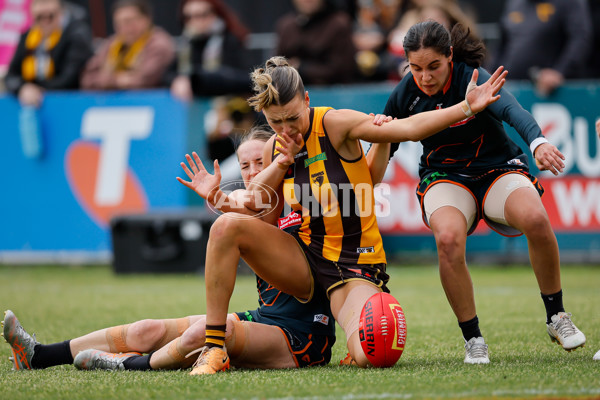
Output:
top-left (1, 0), bottom-right (599, 160)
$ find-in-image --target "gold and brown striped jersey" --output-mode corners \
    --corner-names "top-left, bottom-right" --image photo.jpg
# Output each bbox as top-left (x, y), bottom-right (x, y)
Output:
top-left (275, 107), bottom-right (386, 265)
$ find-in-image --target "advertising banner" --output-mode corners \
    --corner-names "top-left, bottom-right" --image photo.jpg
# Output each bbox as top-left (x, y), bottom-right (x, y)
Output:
top-left (0, 0), bottom-right (31, 73)
top-left (0, 90), bottom-right (187, 254)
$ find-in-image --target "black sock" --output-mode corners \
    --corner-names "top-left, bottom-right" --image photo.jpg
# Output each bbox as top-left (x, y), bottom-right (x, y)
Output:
top-left (205, 324), bottom-right (227, 349)
top-left (459, 316), bottom-right (482, 342)
top-left (30, 340), bottom-right (73, 369)
top-left (541, 290), bottom-right (564, 324)
top-left (122, 352), bottom-right (153, 371)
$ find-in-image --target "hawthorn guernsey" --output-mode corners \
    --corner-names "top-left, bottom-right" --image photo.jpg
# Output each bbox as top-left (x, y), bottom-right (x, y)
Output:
top-left (358, 293), bottom-right (407, 367)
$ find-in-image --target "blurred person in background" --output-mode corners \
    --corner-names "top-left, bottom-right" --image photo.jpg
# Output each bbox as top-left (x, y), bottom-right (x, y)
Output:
top-left (167, 0), bottom-right (252, 101)
top-left (584, 0), bottom-right (600, 78)
top-left (387, 0), bottom-right (479, 80)
top-left (491, 0), bottom-right (592, 97)
top-left (275, 0), bottom-right (357, 85)
top-left (80, 0), bottom-right (174, 90)
top-left (4, 0), bottom-right (93, 107)
top-left (166, 0), bottom-right (257, 163)
top-left (353, 0), bottom-right (402, 81)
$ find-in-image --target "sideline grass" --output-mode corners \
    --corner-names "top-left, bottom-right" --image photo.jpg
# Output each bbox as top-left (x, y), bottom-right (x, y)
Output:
top-left (0, 264), bottom-right (599, 399)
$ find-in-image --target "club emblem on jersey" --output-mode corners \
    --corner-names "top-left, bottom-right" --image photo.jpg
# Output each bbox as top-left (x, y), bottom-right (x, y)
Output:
top-left (311, 171), bottom-right (325, 186)
top-left (304, 152), bottom-right (327, 167)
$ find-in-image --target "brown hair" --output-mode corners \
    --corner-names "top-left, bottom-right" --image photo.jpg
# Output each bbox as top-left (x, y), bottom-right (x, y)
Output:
top-left (235, 125), bottom-right (274, 159)
top-left (112, 0), bottom-right (153, 18)
top-left (247, 56), bottom-right (305, 112)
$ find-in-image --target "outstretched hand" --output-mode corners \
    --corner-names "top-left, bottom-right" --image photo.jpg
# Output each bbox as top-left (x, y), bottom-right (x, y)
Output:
top-left (275, 132), bottom-right (304, 168)
top-left (466, 66), bottom-right (508, 114)
top-left (176, 152), bottom-right (221, 200)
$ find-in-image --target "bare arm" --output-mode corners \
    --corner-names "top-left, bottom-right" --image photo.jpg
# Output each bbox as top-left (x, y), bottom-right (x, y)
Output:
top-left (330, 67), bottom-right (507, 144)
top-left (366, 143), bottom-right (391, 185)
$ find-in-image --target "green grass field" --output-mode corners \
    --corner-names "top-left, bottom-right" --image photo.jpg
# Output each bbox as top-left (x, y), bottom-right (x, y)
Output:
top-left (0, 264), bottom-right (599, 399)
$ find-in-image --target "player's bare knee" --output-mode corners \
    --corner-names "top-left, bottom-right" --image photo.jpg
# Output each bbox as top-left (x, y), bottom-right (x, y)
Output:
top-left (435, 230), bottom-right (464, 263)
top-left (209, 214), bottom-right (246, 241)
top-left (179, 323), bottom-right (206, 350)
top-left (520, 210), bottom-right (552, 239)
top-left (129, 319), bottom-right (166, 348)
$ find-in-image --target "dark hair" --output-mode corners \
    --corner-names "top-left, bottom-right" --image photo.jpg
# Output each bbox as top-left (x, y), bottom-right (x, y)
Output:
top-left (403, 21), bottom-right (485, 68)
top-left (112, 0), bottom-right (153, 18)
top-left (178, 0), bottom-right (250, 42)
top-left (248, 56), bottom-right (305, 112)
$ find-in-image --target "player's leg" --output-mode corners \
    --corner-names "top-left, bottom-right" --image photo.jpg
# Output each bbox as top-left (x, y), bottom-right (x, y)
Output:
top-left (225, 320), bottom-right (297, 369)
top-left (1, 308), bottom-right (202, 370)
top-left (329, 280), bottom-right (381, 368)
top-left (426, 183), bottom-right (488, 363)
top-left (70, 316), bottom-right (199, 356)
top-left (147, 315), bottom-right (243, 370)
top-left (192, 214), bottom-right (312, 374)
top-left (76, 315), bottom-right (299, 371)
top-left (485, 173), bottom-right (585, 350)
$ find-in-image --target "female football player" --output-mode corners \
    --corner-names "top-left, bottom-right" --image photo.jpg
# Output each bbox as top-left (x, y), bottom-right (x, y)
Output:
top-left (186, 55), bottom-right (507, 374)
top-left (382, 21), bottom-right (586, 363)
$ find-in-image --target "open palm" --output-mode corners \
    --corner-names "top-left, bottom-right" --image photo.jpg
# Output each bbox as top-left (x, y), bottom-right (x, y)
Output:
top-left (176, 152), bottom-right (221, 200)
top-left (466, 66), bottom-right (508, 114)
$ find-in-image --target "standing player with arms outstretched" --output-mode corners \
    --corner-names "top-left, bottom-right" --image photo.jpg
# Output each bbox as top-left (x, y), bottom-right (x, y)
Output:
top-left (383, 21), bottom-right (586, 364)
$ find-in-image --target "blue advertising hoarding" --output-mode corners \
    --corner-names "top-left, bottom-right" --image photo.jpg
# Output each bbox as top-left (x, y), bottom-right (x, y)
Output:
top-left (0, 90), bottom-right (187, 256)
top-left (0, 82), bottom-right (598, 262)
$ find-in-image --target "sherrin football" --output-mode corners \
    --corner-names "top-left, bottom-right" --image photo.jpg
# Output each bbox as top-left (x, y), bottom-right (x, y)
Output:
top-left (358, 292), bottom-right (407, 368)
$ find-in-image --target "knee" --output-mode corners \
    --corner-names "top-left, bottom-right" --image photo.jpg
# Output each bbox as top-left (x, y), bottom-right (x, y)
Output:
top-left (179, 322), bottom-right (206, 351)
top-left (128, 319), bottom-right (166, 348)
top-left (435, 230), bottom-right (465, 263)
top-left (209, 214), bottom-right (245, 241)
top-left (520, 209), bottom-right (552, 239)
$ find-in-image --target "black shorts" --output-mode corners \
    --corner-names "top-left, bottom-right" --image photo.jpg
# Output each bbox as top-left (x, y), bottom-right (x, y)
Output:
top-left (416, 167), bottom-right (544, 235)
top-left (293, 231), bottom-right (390, 296)
top-left (235, 310), bottom-right (335, 368)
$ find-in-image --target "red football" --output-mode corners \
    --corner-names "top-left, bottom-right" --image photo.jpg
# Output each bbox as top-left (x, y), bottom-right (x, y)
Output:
top-left (358, 292), bottom-right (407, 368)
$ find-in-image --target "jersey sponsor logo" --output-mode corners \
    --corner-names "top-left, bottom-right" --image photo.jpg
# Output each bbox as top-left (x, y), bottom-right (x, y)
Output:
top-left (356, 246), bottom-right (375, 253)
top-left (314, 314), bottom-right (330, 325)
top-left (311, 171), bottom-right (325, 186)
top-left (278, 211), bottom-right (302, 230)
top-left (507, 158), bottom-right (525, 166)
top-left (304, 152), bottom-right (327, 167)
top-left (409, 96), bottom-right (420, 112)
